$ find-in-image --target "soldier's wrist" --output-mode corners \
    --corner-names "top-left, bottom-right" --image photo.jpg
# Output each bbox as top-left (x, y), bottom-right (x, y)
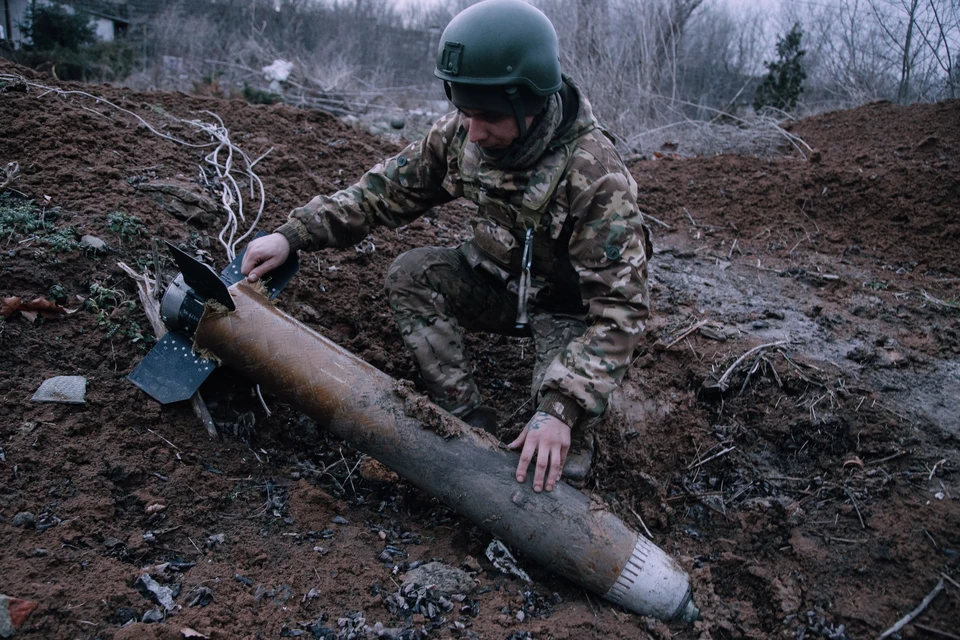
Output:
top-left (275, 219), bottom-right (312, 251)
top-left (537, 391), bottom-right (584, 429)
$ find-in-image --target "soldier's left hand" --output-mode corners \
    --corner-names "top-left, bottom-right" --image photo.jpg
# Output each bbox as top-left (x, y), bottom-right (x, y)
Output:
top-left (507, 411), bottom-right (570, 492)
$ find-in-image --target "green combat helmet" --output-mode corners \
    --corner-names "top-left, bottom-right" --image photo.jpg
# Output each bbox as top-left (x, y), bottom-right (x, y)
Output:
top-left (435, 0), bottom-right (562, 137)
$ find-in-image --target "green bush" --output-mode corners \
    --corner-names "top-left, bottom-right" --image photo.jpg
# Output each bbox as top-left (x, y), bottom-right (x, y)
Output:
top-left (20, 4), bottom-right (96, 51)
top-left (13, 5), bottom-right (137, 82)
top-left (754, 23), bottom-right (807, 113)
top-left (45, 226), bottom-right (78, 252)
top-left (0, 193), bottom-right (76, 253)
top-left (0, 193), bottom-right (45, 236)
top-left (242, 82), bottom-right (283, 105)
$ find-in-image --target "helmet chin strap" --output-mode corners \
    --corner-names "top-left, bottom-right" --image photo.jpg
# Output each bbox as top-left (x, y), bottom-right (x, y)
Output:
top-left (505, 87), bottom-right (528, 138)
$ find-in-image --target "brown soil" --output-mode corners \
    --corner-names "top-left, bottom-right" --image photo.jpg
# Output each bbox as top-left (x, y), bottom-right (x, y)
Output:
top-left (1, 60), bottom-right (958, 639)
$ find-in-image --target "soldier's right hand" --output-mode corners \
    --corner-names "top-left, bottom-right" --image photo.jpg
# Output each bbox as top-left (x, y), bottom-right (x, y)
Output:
top-left (241, 233), bottom-right (291, 283)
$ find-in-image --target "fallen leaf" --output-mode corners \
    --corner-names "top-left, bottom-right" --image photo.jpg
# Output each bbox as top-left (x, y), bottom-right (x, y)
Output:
top-left (1, 296), bottom-right (21, 319)
top-left (0, 296), bottom-right (80, 321)
top-left (843, 456), bottom-right (864, 470)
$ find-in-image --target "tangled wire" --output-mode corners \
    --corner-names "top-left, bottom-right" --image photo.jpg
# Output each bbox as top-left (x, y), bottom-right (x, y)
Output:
top-left (0, 72), bottom-right (270, 262)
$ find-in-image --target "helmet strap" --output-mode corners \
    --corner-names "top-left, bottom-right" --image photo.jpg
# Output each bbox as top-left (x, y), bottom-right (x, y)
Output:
top-left (505, 87), bottom-right (528, 138)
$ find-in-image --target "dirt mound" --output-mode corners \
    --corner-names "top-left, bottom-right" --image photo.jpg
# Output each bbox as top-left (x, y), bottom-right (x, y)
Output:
top-left (1, 59), bottom-right (957, 639)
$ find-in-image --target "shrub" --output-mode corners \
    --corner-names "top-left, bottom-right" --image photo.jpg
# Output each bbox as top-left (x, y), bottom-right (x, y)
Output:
top-left (20, 4), bottom-right (96, 51)
top-left (0, 193), bottom-right (45, 236)
top-left (753, 23), bottom-right (807, 113)
top-left (14, 5), bottom-right (136, 82)
top-left (242, 82), bottom-right (283, 105)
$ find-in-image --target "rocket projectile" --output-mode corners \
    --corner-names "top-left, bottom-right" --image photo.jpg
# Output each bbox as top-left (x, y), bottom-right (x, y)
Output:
top-left (192, 283), bottom-right (699, 622)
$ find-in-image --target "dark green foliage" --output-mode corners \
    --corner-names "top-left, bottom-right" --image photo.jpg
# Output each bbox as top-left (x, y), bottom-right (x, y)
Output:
top-left (107, 211), bottom-right (145, 244)
top-left (242, 82), bottom-right (283, 105)
top-left (13, 5), bottom-right (136, 82)
top-left (0, 193), bottom-right (45, 236)
top-left (0, 194), bottom-right (76, 253)
top-left (45, 226), bottom-right (78, 252)
top-left (753, 23), bottom-right (807, 113)
top-left (20, 4), bottom-right (96, 51)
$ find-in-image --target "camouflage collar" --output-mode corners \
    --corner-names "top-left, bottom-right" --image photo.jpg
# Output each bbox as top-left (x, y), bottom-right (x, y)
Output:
top-left (554, 75), bottom-right (598, 146)
top-left (485, 91), bottom-right (563, 170)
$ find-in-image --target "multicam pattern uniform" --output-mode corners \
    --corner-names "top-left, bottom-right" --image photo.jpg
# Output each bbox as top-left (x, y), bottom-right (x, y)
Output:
top-left (277, 82), bottom-right (652, 428)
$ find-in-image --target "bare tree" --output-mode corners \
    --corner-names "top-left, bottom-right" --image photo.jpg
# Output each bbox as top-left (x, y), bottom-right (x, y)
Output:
top-left (869, 0), bottom-right (922, 102)
top-left (914, 0), bottom-right (959, 98)
top-left (798, 0), bottom-right (958, 106)
top-left (679, 2), bottom-right (770, 117)
top-left (539, 0), bottom-right (706, 137)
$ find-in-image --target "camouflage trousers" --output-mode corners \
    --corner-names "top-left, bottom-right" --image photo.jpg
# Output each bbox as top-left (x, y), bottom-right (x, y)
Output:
top-left (385, 246), bottom-right (587, 418)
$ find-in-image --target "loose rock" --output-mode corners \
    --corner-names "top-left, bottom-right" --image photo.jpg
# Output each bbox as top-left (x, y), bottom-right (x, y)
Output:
top-left (31, 376), bottom-right (87, 404)
top-left (134, 574), bottom-right (177, 611)
top-left (11, 512), bottom-right (35, 528)
top-left (402, 561), bottom-right (477, 597)
top-left (141, 609), bottom-right (164, 623)
top-left (0, 594), bottom-right (39, 638)
top-left (79, 235), bottom-right (108, 252)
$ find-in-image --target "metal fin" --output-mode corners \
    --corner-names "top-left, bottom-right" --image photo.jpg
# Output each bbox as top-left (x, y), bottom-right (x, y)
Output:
top-left (165, 242), bottom-right (234, 311)
top-left (128, 332), bottom-right (217, 404)
top-left (220, 232), bottom-right (300, 299)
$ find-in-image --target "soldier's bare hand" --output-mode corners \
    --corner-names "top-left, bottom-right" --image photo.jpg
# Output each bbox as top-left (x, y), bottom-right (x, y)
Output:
top-left (507, 411), bottom-right (570, 493)
top-left (241, 233), bottom-right (291, 282)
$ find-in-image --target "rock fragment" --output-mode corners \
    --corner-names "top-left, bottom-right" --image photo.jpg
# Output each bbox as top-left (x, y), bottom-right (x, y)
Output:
top-left (134, 574), bottom-right (177, 611)
top-left (79, 235), bottom-right (108, 252)
top-left (485, 540), bottom-right (531, 583)
top-left (402, 562), bottom-right (477, 597)
top-left (31, 376), bottom-right (87, 404)
top-left (11, 512), bottom-right (35, 528)
top-left (186, 587), bottom-right (213, 608)
top-left (141, 609), bottom-right (164, 623)
top-left (0, 595), bottom-right (39, 638)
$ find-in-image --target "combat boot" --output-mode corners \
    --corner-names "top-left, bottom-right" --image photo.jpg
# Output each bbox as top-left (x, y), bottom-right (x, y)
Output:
top-left (461, 404), bottom-right (499, 435)
top-left (562, 423), bottom-right (596, 487)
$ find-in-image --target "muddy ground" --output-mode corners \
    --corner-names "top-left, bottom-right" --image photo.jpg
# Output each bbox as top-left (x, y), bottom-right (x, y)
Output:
top-left (1, 59), bottom-right (958, 639)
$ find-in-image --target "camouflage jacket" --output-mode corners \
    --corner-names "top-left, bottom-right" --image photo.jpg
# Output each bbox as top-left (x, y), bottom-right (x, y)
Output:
top-left (277, 80), bottom-right (651, 427)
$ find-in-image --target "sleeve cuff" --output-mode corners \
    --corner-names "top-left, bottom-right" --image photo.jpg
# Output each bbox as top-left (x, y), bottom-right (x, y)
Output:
top-left (275, 218), bottom-right (316, 252)
top-left (537, 391), bottom-right (584, 429)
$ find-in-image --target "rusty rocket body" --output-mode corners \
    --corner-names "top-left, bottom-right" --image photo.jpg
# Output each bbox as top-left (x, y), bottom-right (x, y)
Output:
top-left (189, 283), bottom-right (699, 622)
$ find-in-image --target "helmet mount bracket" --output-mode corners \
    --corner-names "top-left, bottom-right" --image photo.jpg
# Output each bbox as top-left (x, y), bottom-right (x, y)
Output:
top-left (439, 42), bottom-right (462, 75)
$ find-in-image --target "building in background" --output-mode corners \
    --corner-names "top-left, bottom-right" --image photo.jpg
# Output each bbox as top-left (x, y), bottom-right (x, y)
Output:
top-left (2, 0), bottom-right (161, 48)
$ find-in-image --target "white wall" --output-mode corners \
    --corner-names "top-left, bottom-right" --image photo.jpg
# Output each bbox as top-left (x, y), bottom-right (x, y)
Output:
top-left (3, 0), bottom-right (33, 46)
top-left (94, 16), bottom-right (114, 41)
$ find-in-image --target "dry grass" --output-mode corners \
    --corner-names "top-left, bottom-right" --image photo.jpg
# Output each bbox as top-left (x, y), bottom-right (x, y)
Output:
top-left (628, 115), bottom-right (812, 159)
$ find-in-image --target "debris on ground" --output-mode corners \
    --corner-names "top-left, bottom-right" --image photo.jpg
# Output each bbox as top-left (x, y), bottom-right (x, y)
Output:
top-left (0, 595), bottom-right (38, 638)
top-left (401, 561), bottom-right (477, 597)
top-left (134, 574), bottom-right (178, 612)
top-left (30, 376), bottom-right (86, 404)
top-left (485, 541), bottom-right (532, 583)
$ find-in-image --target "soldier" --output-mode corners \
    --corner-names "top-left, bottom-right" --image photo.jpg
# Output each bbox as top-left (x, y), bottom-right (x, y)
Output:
top-left (242, 0), bottom-right (651, 494)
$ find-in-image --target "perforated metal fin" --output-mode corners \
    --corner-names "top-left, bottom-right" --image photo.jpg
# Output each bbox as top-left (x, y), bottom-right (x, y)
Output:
top-left (128, 331), bottom-right (217, 404)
